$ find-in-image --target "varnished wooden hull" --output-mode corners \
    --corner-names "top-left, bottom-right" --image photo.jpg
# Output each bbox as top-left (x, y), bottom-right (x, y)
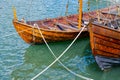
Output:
top-left (89, 23), bottom-right (120, 70)
top-left (13, 20), bottom-right (88, 44)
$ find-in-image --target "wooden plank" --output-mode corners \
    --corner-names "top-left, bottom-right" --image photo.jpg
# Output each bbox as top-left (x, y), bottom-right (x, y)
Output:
top-left (66, 18), bottom-right (78, 25)
top-left (55, 22), bottom-right (79, 31)
top-left (94, 50), bottom-right (120, 58)
top-left (101, 12), bottom-right (119, 16)
top-left (94, 36), bottom-right (120, 49)
top-left (94, 43), bottom-right (120, 56)
top-left (93, 33), bottom-right (120, 45)
top-left (92, 24), bottom-right (120, 40)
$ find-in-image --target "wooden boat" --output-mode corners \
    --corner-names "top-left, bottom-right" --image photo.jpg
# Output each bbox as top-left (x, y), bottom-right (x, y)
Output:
top-left (89, 5), bottom-right (120, 70)
top-left (13, 15), bottom-right (89, 44)
top-left (12, 5), bottom-right (118, 44)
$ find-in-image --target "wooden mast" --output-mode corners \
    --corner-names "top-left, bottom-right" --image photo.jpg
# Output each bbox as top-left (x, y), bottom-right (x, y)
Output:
top-left (65, 0), bottom-right (69, 16)
top-left (78, 0), bottom-right (83, 29)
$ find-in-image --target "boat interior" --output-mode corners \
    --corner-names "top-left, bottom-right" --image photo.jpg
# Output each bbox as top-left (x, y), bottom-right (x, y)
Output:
top-left (26, 15), bottom-right (81, 31)
top-left (24, 6), bottom-right (120, 31)
top-left (89, 11), bottom-right (120, 30)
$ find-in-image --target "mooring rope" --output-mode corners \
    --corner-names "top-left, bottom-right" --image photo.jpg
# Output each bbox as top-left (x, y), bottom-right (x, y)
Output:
top-left (0, 28), bottom-right (31, 39)
top-left (32, 25), bottom-right (35, 43)
top-left (0, 28), bottom-right (30, 51)
top-left (31, 24), bottom-right (93, 80)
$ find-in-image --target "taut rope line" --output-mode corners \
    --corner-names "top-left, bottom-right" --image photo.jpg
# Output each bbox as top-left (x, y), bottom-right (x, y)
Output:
top-left (31, 24), bottom-right (93, 80)
top-left (0, 28), bottom-right (31, 39)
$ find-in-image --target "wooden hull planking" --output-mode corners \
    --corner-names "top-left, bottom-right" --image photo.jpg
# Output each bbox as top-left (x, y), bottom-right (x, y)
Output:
top-left (89, 23), bottom-right (120, 70)
top-left (13, 20), bottom-right (88, 44)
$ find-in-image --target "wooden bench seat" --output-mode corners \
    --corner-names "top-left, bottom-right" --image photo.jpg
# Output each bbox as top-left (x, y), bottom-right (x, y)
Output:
top-left (55, 22), bottom-right (79, 31)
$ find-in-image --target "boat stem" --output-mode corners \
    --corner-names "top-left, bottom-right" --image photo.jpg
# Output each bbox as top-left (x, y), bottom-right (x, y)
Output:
top-left (12, 6), bottom-right (18, 20)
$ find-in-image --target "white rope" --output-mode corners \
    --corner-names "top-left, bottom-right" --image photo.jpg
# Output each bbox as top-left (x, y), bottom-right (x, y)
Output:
top-left (32, 25), bottom-right (35, 43)
top-left (31, 24), bottom-right (93, 80)
top-left (0, 28), bottom-right (30, 51)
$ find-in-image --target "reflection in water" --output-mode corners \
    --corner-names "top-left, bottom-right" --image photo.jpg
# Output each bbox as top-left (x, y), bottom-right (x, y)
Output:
top-left (11, 37), bottom-right (98, 80)
top-left (11, 39), bottom-right (120, 80)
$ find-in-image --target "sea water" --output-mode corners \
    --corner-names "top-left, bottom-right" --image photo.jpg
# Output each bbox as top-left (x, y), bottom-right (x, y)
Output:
top-left (0, 0), bottom-right (120, 80)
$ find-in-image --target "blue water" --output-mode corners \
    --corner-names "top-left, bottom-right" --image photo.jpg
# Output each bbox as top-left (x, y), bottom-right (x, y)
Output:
top-left (0, 0), bottom-right (120, 80)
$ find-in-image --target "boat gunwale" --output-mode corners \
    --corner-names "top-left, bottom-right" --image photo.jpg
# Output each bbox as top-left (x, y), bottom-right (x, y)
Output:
top-left (91, 22), bottom-right (120, 33)
top-left (13, 20), bottom-right (83, 33)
